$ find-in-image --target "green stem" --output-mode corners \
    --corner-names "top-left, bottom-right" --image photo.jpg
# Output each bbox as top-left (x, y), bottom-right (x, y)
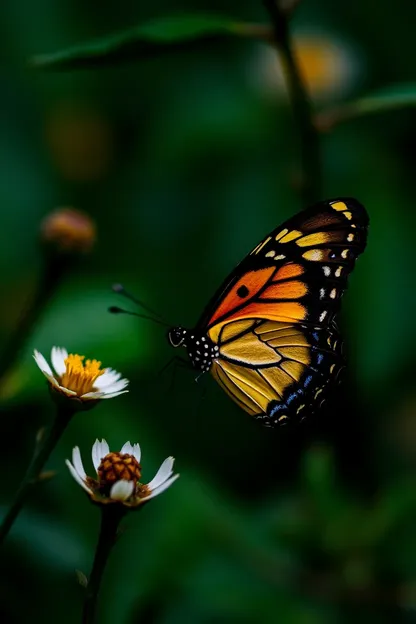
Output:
top-left (0, 405), bottom-right (73, 544)
top-left (82, 506), bottom-right (125, 624)
top-left (262, 0), bottom-right (322, 205)
top-left (0, 257), bottom-right (70, 389)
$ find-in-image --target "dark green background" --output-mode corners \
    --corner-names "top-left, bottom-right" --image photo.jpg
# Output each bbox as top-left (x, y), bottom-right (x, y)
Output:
top-left (1, 1), bottom-right (416, 622)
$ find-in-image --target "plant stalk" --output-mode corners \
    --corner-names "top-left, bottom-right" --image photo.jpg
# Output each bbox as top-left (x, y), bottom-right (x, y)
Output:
top-left (262, 0), bottom-right (322, 205)
top-left (0, 405), bottom-right (73, 544)
top-left (82, 506), bottom-right (125, 624)
top-left (0, 256), bottom-right (71, 389)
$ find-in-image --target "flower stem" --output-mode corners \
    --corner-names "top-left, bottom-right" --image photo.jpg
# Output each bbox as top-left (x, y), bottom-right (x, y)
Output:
top-left (262, 0), bottom-right (322, 205)
top-left (0, 405), bottom-right (73, 544)
top-left (0, 257), bottom-right (71, 390)
top-left (82, 506), bottom-right (125, 624)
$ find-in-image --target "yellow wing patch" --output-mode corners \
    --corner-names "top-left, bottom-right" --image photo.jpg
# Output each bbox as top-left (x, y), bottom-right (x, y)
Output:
top-left (296, 232), bottom-right (332, 247)
top-left (219, 331), bottom-right (282, 366)
top-left (211, 320), bottom-right (314, 417)
top-left (278, 230), bottom-right (303, 243)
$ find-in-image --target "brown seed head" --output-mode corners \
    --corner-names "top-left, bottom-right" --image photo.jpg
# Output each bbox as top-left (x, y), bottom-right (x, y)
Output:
top-left (41, 207), bottom-right (96, 254)
top-left (97, 452), bottom-right (142, 494)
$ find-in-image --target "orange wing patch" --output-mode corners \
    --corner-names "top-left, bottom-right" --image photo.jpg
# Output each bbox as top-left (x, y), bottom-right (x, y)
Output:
top-left (208, 301), bottom-right (307, 343)
top-left (273, 263), bottom-right (304, 281)
top-left (260, 281), bottom-right (307, 300)
top-left (208, 267), bottom-right (276, 326)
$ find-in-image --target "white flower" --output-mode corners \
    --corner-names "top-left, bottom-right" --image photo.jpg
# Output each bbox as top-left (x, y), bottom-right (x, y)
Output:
top-left (66, 439), bottom-right (179, 507)
top-left (33, 347), bottom-right (128, 403)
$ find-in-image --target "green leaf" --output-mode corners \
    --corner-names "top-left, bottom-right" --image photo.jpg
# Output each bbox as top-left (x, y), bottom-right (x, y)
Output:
top-left (31, 14), bottom-right (270, 70)
top-left (316, 83), bottom-right (416, 130)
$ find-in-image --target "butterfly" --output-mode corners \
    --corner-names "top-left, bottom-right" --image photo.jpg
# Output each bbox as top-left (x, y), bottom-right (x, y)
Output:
top-left (168, 198), bottom-right (369, 427)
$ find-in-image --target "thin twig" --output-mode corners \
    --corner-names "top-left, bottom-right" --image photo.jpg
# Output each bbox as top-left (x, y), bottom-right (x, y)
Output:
top-left (262, 0), bottom-right (322, 205)
top-left (0, 405), bottom-right (74, 544)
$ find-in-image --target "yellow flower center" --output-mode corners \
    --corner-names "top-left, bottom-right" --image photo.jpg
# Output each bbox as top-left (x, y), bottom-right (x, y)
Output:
top-left (60, 354), bottom-right (105, 396)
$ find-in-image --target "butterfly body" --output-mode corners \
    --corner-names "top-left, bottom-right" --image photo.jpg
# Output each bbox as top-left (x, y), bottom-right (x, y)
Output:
top-left (169, 198), bottom-right (368, 426)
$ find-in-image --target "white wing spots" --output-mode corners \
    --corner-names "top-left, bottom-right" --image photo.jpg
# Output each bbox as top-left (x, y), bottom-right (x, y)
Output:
top-left (275, 228), bottom-right (289, 242)
top-left (320, 288), bottom-right (325, 299)
top-left (341, 249), bottom-right (349, 259)
top-left (351, 223), bottom-right (357, 228)
top-left (323, 266), bottom-right (331, 277)
top-left (274, 254), bottom-right (286, 261)
top-left (196, 340), bottom-right (200, 345)
top-left (319, 310), bottom-right (327, 322)
top-left (347, 233), bottom-right (355, 242)
top-left (335, 266), bottom-right (343, 278)
top-left (265, 250), bottom-right (276, 258)
top-left (302, 249), bottom-right (325, 261)
top-left (330, 288), bottom-right (337, 299)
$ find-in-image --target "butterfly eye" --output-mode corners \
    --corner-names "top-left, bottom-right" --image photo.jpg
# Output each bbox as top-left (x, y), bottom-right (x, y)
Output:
top-left (237, 285), bottom-right (249, 298)
top-left (167, 327), bottom-right (186, 347)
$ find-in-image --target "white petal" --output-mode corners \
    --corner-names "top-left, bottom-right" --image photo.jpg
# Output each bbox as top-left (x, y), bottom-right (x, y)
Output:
top-left (110, 480), bottom-right (134, 501)
top-left (82, 390), bottom-right (129, 400)
top-left (99, 379), bottom-right (129, 394)
top-left (33, 350), bottom-right (54, 378)
top-left (80, 391), bottom-right (103, 400)
top-left (146, 457), bottom-right (175, 491)
top-left (93, 369), bottom-right (122, 389)
top-left (98, 390), bottom-right (129, 399)
top-left (120, 441), bottom-right (133, 455)
top-left (45, 374), bottom-right (59, 387)
top-left (92, 439), bottom-right (109, 472)
top-left (57, 385), bottom-right (77, 396)
top-left (84, 379), bottom-right (129, 398)
top-left (51, 346), bottom-right (67, 376)
top-left (132, 443), bottom-right (141, 463)
top-left (144, 474), bottom-right (179, 500)
top-left (66, 460), bottom-right (92, 494)
top-left (71, 446), bottom-right (86, 479)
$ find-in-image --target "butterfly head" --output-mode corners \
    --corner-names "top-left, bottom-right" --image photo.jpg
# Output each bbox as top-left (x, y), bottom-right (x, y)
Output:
top-left (167, 326), bottom-right (187, 348)
top-left (168, 327), bottom-right (219, 372)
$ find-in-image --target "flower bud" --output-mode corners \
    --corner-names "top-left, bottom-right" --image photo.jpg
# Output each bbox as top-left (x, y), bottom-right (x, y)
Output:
top-left (40, 207), bottom-right (96, 255)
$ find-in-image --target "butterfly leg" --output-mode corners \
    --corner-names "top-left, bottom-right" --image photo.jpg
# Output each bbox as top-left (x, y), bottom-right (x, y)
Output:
top-left (157, 355), bottom-right (192, 400)
top-left (158, 355), bottom-right (191, 378)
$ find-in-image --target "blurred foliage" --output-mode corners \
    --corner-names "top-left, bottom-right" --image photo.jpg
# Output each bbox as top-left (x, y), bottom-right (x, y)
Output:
top-left (1, 0), bottom-right (416, 622)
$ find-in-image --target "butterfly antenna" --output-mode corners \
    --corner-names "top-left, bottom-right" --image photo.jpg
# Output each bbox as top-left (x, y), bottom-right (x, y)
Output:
top-left (112, 283), bottom-right (169, 323)
top-left (108, 306), bottom-right (171, 328)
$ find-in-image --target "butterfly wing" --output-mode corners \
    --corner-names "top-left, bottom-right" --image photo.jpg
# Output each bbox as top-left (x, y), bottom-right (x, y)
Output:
top-left (196, 197), bottom-right (368, 423)
top-left (196, 198), bottom-right (368, 343)
top-left (211, 319), bottom-right (343, 425)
